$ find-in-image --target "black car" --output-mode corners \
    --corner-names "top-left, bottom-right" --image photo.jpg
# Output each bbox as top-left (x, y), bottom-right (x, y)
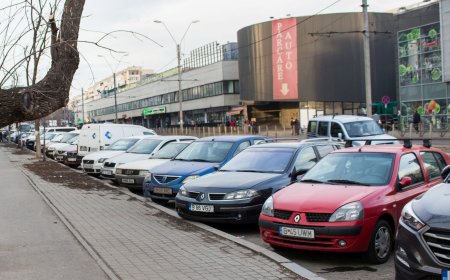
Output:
top-left (395, 165), bottom-right (450, 280)
top-left (175, 141), bottom-right (341, 224)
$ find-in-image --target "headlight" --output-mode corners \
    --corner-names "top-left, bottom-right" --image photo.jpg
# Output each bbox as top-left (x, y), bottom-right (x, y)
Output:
top-left (116, 169), bottom-right (122, 174)
top-left (261, 196), bottom-right (274, 217)
top-left (329, 201), bottom-right (363, 222)
top-left (98, 158), bottom-right (107, 163)
top-left (144, 173), bottom-right (152, 180)
top-left (182, 175), bottom-right (199, 183)
top-left (139, 170), bottom-right (150, 176)
top-left (401, 201), bottom-right (425, 231)
top-left (178, 186), bottom-right (188, 197)
top-left (224, 189), bottom-right (259, 200)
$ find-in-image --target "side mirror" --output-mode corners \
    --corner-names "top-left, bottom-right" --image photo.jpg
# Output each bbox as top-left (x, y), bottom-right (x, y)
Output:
top-left (337, 132), bottom-right (343, 140)
top-left (290, 168), bottom-right (308, 183)
top-left (441, 165), bottom-right (450, 180)
top-left (398, 176), bottom-right (412, 189)
top-left (213, 165), bottom-right (220, 171)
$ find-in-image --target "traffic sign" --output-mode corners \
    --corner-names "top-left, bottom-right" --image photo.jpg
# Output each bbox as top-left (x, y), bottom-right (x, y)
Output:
top-left (381, 96), bottom-right (390, 105)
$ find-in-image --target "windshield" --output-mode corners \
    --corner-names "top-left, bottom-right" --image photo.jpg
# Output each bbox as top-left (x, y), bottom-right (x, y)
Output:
top-left (175, 141), bottom-right (234, 162)
top-left (151, 142), bottom-right (191, 159)
top-left (41, 133), bottom-right (56, 140)
top-left (106, 138), bottom-right (139, 151)
top-left (344, 120), bottom-right (384, 137)
top-left (60, 133), bottom-right (78, 143)
top-left (51, 134), bottom-right (64, 142)
top-left (221, 148), bottom-right (294, 173)
top-left (68, 135), bottom-right (79, 144)
top-left (302, 152), bottom-right (395, 186)
top-left (127, 139), bottom-right (163, 154)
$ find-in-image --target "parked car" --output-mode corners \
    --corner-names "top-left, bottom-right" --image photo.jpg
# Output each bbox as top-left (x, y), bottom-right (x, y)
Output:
top-left (100, 136), bottom-right (197, 180)
top-left (115, 141), bottom-right (194, 192)
top-left (175, 141), bottom-right (341, 224)
top-left (54, 136), bottom-right (79, 162)
top-left (38, 132), bottom-right (66, 152)
top-left (46, 131), bottom-right (79, 159)
top-left (81, 136), bottom-right (148, 175)
top-left (395, 165), bottom-right (450, 279)
top-left (307, 115), bottom-right (398, 145)
top-left (143, 135), bottom-right (267, 204)
top-left (259, 141), bottom-right (449, 264)
top-left (29, 132), bottom-right (57, 150)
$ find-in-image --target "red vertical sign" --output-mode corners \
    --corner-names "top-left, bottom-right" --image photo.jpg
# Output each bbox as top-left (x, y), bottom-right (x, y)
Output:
top-left (272, 18), bottom-right (298, 100)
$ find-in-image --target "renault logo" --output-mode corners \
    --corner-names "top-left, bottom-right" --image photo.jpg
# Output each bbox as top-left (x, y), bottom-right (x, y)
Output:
top-left (200, 193), bottom-right (205, 200)
top-left (294, 214), bottom-right (301, 223)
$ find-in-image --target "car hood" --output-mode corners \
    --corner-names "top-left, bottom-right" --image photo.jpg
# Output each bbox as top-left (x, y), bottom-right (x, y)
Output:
top-left (413, 183), bottom-right (450, 228)
top-left (152, 161), bottom-right (219, 176)
top-left (49, 143), bottom-right (70, 150)
top-left (58, 144), bottom-right (77, 152)
top-left (184, 172), bottom-right (280, 191)
top-left (83, 151), bottom-right (125, 161)
top-left (273, 183), bottom-right (381, 213)
top-left (117, 159), bottom-right (170, 171)
top-left (106, 153), bottom-right (150, 165)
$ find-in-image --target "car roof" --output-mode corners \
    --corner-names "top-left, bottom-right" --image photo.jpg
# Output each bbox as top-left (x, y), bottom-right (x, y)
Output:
top-left (196, 135), bottom-right (266, 142)
top-left (249, 142), bottom-right (320, 149)
top-left (138, 135), bottom-right (197, 141)
top-left (333, 144), bottom-right (444, 154)
top-left (310, 115), bottom-right (374, 123)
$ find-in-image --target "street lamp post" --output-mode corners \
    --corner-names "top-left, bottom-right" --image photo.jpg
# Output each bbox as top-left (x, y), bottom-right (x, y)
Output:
top-left (154, 20), bottom-right (199, 130)
top-left (98, 54), bottom-right (128, 123)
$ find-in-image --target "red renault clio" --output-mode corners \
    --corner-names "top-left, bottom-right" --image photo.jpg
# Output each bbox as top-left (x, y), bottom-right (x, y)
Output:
top-left (259, 141), bottom-right (449, 263)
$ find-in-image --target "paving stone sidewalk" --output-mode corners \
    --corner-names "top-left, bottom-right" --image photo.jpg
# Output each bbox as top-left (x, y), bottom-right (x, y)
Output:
top-left (5, 147), bottom-right (302, 280)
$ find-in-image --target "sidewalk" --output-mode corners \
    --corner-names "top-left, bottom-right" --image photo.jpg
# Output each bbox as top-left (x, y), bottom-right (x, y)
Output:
top-left (1, 145), bottom-right (309, 280)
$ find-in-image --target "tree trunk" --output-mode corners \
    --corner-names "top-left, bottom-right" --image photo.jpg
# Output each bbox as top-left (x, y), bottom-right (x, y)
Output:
top-left (0, 0), bottom-right (85, 128)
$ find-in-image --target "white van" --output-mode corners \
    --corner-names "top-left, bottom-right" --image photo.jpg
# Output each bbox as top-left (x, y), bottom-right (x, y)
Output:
top-left (307, 115), bottom-right (397, 145)
top-left (44, 126), bottom-right (77, 133)
top-left (78, 123), bottom-right (156, 157)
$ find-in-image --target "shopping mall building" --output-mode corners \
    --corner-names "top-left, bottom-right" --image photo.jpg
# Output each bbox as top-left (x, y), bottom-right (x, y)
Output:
top-left (81, 0), bottom-right (449, 129)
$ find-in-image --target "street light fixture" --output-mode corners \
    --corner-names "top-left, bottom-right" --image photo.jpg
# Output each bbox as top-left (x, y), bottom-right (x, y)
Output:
top-left (154, 20), bottom-right (199, 130)
top-left (98, 53), bottom-right (129, 123)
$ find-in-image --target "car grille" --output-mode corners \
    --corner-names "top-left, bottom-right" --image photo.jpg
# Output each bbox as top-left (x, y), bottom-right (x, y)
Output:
top-left (83, 160), bottom-right (94, 164)
top-left (208, 193), bottom-right (226, 201)
top-left (57, 150), bottom-right (65, 154)
top-left (103, 162), bottom-right (116, 168)
top-left (122, 169), bottom-right (140, 176)
top-left (187, 191), bottom-right (200, 199)
top-left (274, 210), bottom-right (293, 220)
top-left (154, 175), bottom-right (180, 184)
top-left (67, 152), bottom-right (77, 157)
top-left (306, 213), bottom-right (332, 222)
top-left (423, 229), bottom-right (450, 265)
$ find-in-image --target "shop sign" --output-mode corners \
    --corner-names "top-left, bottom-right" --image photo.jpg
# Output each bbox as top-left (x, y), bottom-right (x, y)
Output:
top-left (272, 18), bottom-right (298, 100)
top-left (143, 106), bottom-right (166, 116)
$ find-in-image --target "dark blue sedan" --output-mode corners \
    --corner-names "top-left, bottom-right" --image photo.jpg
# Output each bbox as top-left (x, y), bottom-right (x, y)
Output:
top-left (175, 141), bottom-right (341, 224)
top-left (143, 135), bottom-right (267, 203)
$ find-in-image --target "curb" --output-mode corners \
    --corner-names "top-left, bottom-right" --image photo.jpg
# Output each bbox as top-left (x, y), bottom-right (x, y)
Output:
top-left (9, 147), bottom-right (325, 280)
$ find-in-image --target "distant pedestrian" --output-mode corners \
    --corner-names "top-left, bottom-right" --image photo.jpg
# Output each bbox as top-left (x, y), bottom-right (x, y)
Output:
top-left (290, 117), bottom-right (295, 135)
top-left (413, 110), bottom-right (421, 133)
top-left (0, 132), bottom-right (3, 142)
top-left (294, 119), bottom-right (300, 136)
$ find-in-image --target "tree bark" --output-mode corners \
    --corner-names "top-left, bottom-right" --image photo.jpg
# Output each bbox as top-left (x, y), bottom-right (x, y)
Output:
top-left (0, 0), bottom-right (85, 128)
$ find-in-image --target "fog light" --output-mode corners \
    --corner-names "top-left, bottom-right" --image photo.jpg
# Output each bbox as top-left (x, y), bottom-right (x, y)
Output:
top-left (338, 240), bottom-right (347, 247)
top-left (237, 214), bottom-right (242, 220)
top-left (263, 231), bottom-right (268, 237)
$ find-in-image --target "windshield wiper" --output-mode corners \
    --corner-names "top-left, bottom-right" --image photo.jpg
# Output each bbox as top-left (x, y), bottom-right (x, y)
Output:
top-left (190, 159), bottom-right (212, 162)
top-left (301, 179), bottom-right (324, 184)
top-left (326, 179), bottom-right (370, 186)
top-left (234, 170), bottom-right (262, 173)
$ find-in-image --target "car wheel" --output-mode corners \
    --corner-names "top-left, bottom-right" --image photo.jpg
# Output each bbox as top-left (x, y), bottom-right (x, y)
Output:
top-left (150, 197), bottom-right (168, 205)
top-left (365, 220), bottom-right (393, 264)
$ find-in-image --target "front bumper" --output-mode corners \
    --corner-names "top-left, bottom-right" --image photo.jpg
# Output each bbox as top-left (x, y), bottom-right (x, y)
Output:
top-left (175, 198), bottom-right (262, 224)
top-left (63, 155), bottom-right (82, 166)
top-left (143, 181), bottom-right (181, 201)
top-left (54, 153), bottom-right (66, 162)
top-left (45, 149), bottom-right (55, 158)
top-left (100, 167), bottom-right (116, 179)
top-left (258, 216), bottom-right (370, 253)
top-left (394, 220), bottom-right (449, 280)
top-left (82, 162), bottom-right (103, 174)
top-left (116, 174), bottom-right (145, 190)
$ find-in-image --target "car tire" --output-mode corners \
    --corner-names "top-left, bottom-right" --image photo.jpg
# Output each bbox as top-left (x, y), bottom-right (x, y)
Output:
top-left (365, 219), bottom-right (393, 264)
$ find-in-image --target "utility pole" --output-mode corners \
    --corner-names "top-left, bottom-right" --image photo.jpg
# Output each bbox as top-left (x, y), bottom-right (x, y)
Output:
top-left (362, 0), bottom-right (372, 117)
top-left (177, 44), bottom-right (183, 130)
top-left (113, 72), bottom-right (118, 123)
top-left (81, 88), bottom-right (85, 125)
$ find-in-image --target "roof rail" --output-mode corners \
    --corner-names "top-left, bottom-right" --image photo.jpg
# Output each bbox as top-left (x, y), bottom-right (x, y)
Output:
top-left (256, 137), bottom-right (301, 144)
top-left (344, 138), bottom-right (431, 148)
top-left (300, 137), bottom-right (342, 144)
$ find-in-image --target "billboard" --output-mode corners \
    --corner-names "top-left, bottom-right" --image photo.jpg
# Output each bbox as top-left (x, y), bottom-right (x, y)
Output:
top-left (272, 18), bottom-right (298, 100)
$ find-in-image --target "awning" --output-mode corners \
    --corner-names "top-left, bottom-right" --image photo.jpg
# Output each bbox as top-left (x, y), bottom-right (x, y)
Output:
top-left (226, 107), bottom-right (244, 116)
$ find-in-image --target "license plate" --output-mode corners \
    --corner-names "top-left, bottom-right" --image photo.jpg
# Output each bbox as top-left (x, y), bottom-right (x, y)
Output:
top-left (443, 269), bottom-right (449, 280)
top-left (279, 226), bottom-right (315, 239)
top-left (102, 170), bottom-right (113, 175)
top-left (80, 146), bottom-right (87, 151)
top-left (154, 187), bottom-right (172, 195)
top-left (189, 203), bottom-right (214, 212)
top-left (122, 178), bottom-right (135, 184)
top-left (67, 158), bottom-right (76, 162)
top-left (56, 156), bottom-right (63, 160)
top-left (83, 164), bottom-right (93, 169)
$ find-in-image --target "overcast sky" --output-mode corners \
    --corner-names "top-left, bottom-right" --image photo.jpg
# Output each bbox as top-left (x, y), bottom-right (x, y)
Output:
top-left (71, 0), bottom-right (427, 97)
